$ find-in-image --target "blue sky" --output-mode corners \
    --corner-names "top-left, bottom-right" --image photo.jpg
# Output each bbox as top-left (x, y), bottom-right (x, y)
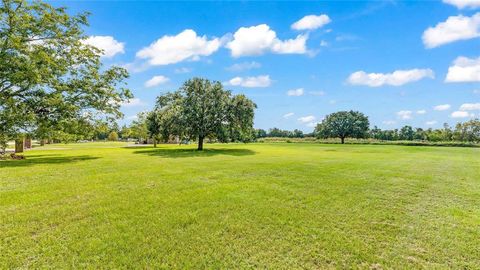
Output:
top-left (57, 1), bottom-right (479, 132)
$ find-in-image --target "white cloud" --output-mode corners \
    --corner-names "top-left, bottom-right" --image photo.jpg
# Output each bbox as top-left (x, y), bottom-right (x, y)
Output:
top-left (426, 120), bottom-right (438, 125)
top-left (434, 104), bottom-right (451, 111)
top-left (227, 75), bottom-right (272, 88)
top-left (451, 111), bottom-right (473, 118)
top-left (320, 40), bottom-right (329, 47)
top-left (298, 115), bottom-right (316, 123)
top-left (306, 121), bottom-right (318, 128)
top-left (83, 36), bottom-right (125, 58)
top-left (474, 89), bottom-right (480, 94)
top-left (459, 103), bottom-right (480, 110)
top-left (291, 14), bottom-right (331, 31)
top-left (309, 91), bottom-right (326, 96)
top-left (383, 120), bottom-right (396, 125)
top-left (226, 61), bottom-right (261, 72)
top-left (417, 110), bottom-right (427, 114)
top-left (136, 29), bottom-right (221, 65)
top-left (144, 75), bottom-right (169, 88)
top-left (174, 67), bottom-right (192, 74)
top-left (422, 13), bottom-right (480, 48)
top-left (347, 69), bottom-right (434, 87)
top-left (121, 98), bottom-right (144, 107)
top-left (127, 115), bottom-right (138, 120)
top-left (397, 110), bottom-right (413, 120)
top-left (226, 24), bottom-right (307, 57)
top-left (283, 112), bottom-right (295, 119)
top-left (287, 88), bottom-right (305, 96)
top-left (443, 0), bottom-right (480, 9)
top-left (445, 56), bottom-right (480, 82)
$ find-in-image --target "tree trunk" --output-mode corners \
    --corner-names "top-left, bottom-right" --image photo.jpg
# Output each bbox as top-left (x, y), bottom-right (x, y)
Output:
top-left (153, 137), bottom-right (157, 148)
top-left (40, 139), bottom-right (45, 146)
top-left (341, 137), bottom-right (345, 144)
top-left (198, 136), bottom-right (204, 150)
top-left (15, 139), bottom-right (24, 153)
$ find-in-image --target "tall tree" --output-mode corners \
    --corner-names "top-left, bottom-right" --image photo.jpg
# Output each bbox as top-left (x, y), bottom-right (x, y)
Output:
top-left (153, 78), bottom-right (256, 150)
top-left (315, 111), bottom-right (369, 144)
top-left (0, 0), bottom-right (132, 152)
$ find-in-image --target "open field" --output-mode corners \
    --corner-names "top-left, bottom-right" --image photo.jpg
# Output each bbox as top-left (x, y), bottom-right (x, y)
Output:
top-left (1, 142), bottom-right (479, 268)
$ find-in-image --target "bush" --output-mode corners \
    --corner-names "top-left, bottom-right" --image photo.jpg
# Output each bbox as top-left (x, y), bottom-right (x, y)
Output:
top-left (108, 131), bottom-right (119, 141)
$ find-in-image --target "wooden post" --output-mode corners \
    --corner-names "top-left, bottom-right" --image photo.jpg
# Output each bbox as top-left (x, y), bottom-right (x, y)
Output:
top-left (15, 139), bottom-right (24, 153)
top-left (24, 136), bottom-right (32, 149)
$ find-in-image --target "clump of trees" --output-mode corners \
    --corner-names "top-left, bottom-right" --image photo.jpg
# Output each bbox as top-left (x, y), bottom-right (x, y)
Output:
top-left (142, 78), bottom-right (257, 150)
top-left (0, 0), bottom-right (132, 156)
top-left (370, 121), bottom-right (480, 143)
top-left (255, 128), bottom-right (305, 139)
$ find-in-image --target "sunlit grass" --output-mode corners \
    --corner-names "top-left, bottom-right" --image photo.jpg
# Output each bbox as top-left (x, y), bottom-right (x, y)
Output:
top-left (1, 142), bottom-right (479, 268)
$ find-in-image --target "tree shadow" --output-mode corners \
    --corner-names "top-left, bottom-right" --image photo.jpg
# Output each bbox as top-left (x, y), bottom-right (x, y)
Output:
top-left (132, 147), bottom-right (256, 158)
top-left (0, 155), bottom-right (99, 168)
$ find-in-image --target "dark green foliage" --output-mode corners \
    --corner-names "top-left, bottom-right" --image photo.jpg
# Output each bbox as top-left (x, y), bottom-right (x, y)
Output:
top-left (315, 111), bottom-right (369, 144)
top-left (149, 78), bottom-right (256, 150)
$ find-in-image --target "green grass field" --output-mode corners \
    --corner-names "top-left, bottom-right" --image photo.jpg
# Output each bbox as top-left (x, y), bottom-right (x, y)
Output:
top-left (1, 142), bottom-right (479, 268)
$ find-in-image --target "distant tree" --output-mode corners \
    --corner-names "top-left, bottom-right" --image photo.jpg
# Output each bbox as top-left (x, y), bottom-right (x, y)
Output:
top-left (129, 112), bottom-right (149, 143)
top-left (255, 129), bottom-right (267, 138)
top-left (108, 131), bottom-right (119, 141)
top-left (152, 78), bottom-right (256, 150)
top-left (315, 111), bottom-right (369, 144)
top-left (399, 126), bottom-right (414, 140)
top-left (293, 129), bottom-right (304, 138)
top-left (119, 125), bottom-right (132, 140)
top-left (453, 119), bottom-right (480, 142)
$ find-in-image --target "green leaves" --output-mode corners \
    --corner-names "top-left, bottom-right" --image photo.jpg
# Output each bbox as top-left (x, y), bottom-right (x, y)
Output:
top-left (0, 0), bottom-right (131, 145)
top-left (150, 77), bottom-right (257, 149)
top-left (315, 111), bottom-right (369, 143)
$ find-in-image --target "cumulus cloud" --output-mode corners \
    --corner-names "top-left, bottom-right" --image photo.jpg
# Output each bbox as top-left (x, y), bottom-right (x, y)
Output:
top-left (426, 120), bottom-right (438, 125)
top-left (298, 115), bottom-right (316, 123)
top-left (347, 69), bottom-right (434, 87)
top-left (383, 120), bottom-right (396, 125)
top-left (121, 98), bottom-right (144, 107)
top-left (422, 13), bottom-right (480, 48)
top-left (227, 75), bottom-right (272, 87)
top-left (226, 24), bottom-right (308, 57)
top-left (451, 111), bottom-right (473, 118)
top-left (291, 14), bottom-right (331, 30)
top-left (417, 110), bottom-right (427, 114)
top-left (443, 0), bottom-right (480, 9)
top-left (459, 103), bottom-right (480, 110)
top-left (226, 61), bottom-right (261, 72)
top-left (136, 29), bottom-right (221, 65)
top-left (283, 112), bottom-right (295, 119)
top-left (397, 110), bottom-right (413, 120)
top-left (309, 91), bottom-right (326, 96)
top-left (83, 36), bottom-right (125, 58)
top-left (445, 56), bottom-right (480, 82)
top-left (434, 104), bottom-right (451, 111)
top-left (287, 88), bottom-right (305, 96)
top-left (174, 67), bottom-right (192, 74)
top-left (144, 75), bottom-right (169, 88)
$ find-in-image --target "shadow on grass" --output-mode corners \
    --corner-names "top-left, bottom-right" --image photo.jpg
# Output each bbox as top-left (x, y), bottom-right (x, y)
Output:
top-left (132, 147), bottom-right (256, 158)
top-left (0, 155), bottom-right (99, 168)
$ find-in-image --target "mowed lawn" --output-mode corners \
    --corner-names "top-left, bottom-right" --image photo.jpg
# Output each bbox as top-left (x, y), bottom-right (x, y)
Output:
top-left (1, 142), bottom-right (479, 268)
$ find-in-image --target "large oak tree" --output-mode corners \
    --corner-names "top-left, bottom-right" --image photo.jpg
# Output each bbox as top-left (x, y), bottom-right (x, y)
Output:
top-left (151, 78), bottom-right (256, 150)
top-left (315, 111), bottom-right (369, 144)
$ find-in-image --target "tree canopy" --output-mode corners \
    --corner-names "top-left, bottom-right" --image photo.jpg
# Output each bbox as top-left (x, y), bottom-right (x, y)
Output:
top-left (0, 0), bottom-right (132, 153)
top-left (315, 111), bottom-right (369, 144)
top-left (149, 78), bottom-right (256, 150)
